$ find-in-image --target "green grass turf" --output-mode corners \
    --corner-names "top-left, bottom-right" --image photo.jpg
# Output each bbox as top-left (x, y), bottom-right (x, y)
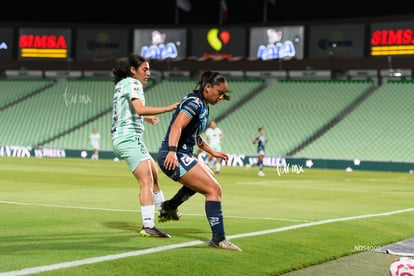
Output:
top-left (0, 157), bottom-right (413, 275)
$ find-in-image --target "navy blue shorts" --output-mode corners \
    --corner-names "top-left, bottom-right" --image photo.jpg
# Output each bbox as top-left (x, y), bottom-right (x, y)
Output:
top-left (157, 150), bottom-right (198, 181)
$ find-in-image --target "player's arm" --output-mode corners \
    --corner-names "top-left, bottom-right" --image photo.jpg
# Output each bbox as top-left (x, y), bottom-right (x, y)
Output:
top-left (163, 112), bottom-right (190, 170)
top-left (132, 98), bottom-right (178, 115)
top-left (197, 135), bottom-right (212, 153)
top-left (197, 135), bottom-right (228, 162)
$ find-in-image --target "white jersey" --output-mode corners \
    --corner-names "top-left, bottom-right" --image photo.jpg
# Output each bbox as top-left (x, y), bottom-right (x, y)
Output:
top-left (205, 127), bottom-right (222, 146)
top-left (89, 132), bottom-right (100, 149)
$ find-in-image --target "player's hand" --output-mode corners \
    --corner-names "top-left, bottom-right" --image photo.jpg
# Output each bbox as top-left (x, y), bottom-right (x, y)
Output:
top-left (164, 152), bottom-right (178, 170)
top-left (214, 151), bottom-right (228, 162)
top-left (169, 102), bottom-right (179, 111)
top-left (145, 116), bottom-right (159, 125)
top-left (150, 117), bottom-right (159, 125)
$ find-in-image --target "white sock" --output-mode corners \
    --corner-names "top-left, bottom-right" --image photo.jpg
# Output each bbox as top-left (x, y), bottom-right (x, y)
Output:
top-left (141, 205), bottom-right (155, 228)
top-left (216, 163), bottom-right (220, 172)
top-left (153, 190), bottom-right (165, 211)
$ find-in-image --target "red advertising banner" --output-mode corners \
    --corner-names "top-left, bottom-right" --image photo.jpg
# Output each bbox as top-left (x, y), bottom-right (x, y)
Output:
top-left (18, 28), bottom-right (71, 60)
top-left (370, 21), bottom-right (414, 56)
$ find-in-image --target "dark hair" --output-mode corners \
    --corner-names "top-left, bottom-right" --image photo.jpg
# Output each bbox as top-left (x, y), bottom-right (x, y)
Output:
top-left (112, 54), bottom-right (147, 84)
top-left (194, 71), bottom-right (230, 101)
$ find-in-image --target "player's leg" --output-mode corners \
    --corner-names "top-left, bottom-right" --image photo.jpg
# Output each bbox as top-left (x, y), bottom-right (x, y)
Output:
top-left (134, 159), bottom-right (170, 238)
top-left (150, 157), bottom-right (165, 212)
top-left (179, 163), bottom-right (241, 251)
top-left (258, 152), bottom-right (265, 176)
top-left (215, 158), bottom-right (221, 174)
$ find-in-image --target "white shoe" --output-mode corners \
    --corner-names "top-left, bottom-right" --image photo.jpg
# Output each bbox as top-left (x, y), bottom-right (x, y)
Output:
top-left (258, 171), bottom-right (265, 176)
top-left (208, 239), bottom-right (242, 251)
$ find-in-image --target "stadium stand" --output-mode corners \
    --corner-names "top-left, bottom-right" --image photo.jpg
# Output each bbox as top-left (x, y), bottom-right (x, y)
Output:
top-left (1, 75), bottom-right (413, 164)
top-left (217, 79), bottom-right (375, 156)
top-left (294, 79), bottom-right (414, 162)
top-left (38, 76), bottom-right (267, 152)
top-left (0, 77), bottom-right (113, 147)
top-left (129, 76), bottom-right (267, 152)
top-left (0, 78), bottom-right (57, 111)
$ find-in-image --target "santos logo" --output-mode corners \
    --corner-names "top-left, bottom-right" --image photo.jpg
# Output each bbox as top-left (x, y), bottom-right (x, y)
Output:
top-left (207, 28), bottom-right (230, 51)
top-left (0, 42), bottom-right (8, 49)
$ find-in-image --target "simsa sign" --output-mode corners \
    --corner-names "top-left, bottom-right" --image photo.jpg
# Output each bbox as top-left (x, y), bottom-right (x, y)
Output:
top-left (18, 28), bottom-right (71, 59)
top-left (370, 21), bottom-right (414, 56)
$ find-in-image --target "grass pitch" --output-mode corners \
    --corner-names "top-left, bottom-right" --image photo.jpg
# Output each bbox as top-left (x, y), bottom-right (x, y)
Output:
top-left (1, 157), bottom-right (413, 275)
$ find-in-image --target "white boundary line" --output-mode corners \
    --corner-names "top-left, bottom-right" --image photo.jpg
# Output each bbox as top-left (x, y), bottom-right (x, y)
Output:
top-left (0, 200), bottom-right (137, 213)
top-left (1, 207), bottom-right (413, 276)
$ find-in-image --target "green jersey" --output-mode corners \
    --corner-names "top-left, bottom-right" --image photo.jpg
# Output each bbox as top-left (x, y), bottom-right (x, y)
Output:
top-left (111, 77), bottom-right (145, 140)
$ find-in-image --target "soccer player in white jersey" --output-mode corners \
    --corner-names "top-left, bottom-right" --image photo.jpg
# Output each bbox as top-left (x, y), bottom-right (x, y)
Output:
top-left (111, 54), bottom-right (178, 238)
top-left (205, 120), bottom-right (224, 173)
top-left (89, 128), bottom-right (100, 160)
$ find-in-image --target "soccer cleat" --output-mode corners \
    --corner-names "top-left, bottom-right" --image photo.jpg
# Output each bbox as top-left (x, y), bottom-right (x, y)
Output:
top-left (158, 201), bottom-right (181, 223)
top-left (258, 171), bottom-right (265, 176)
top-left (208, 239), bottom-right (242, 251)
top-left (139, 226), bottom-right (171, 238)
